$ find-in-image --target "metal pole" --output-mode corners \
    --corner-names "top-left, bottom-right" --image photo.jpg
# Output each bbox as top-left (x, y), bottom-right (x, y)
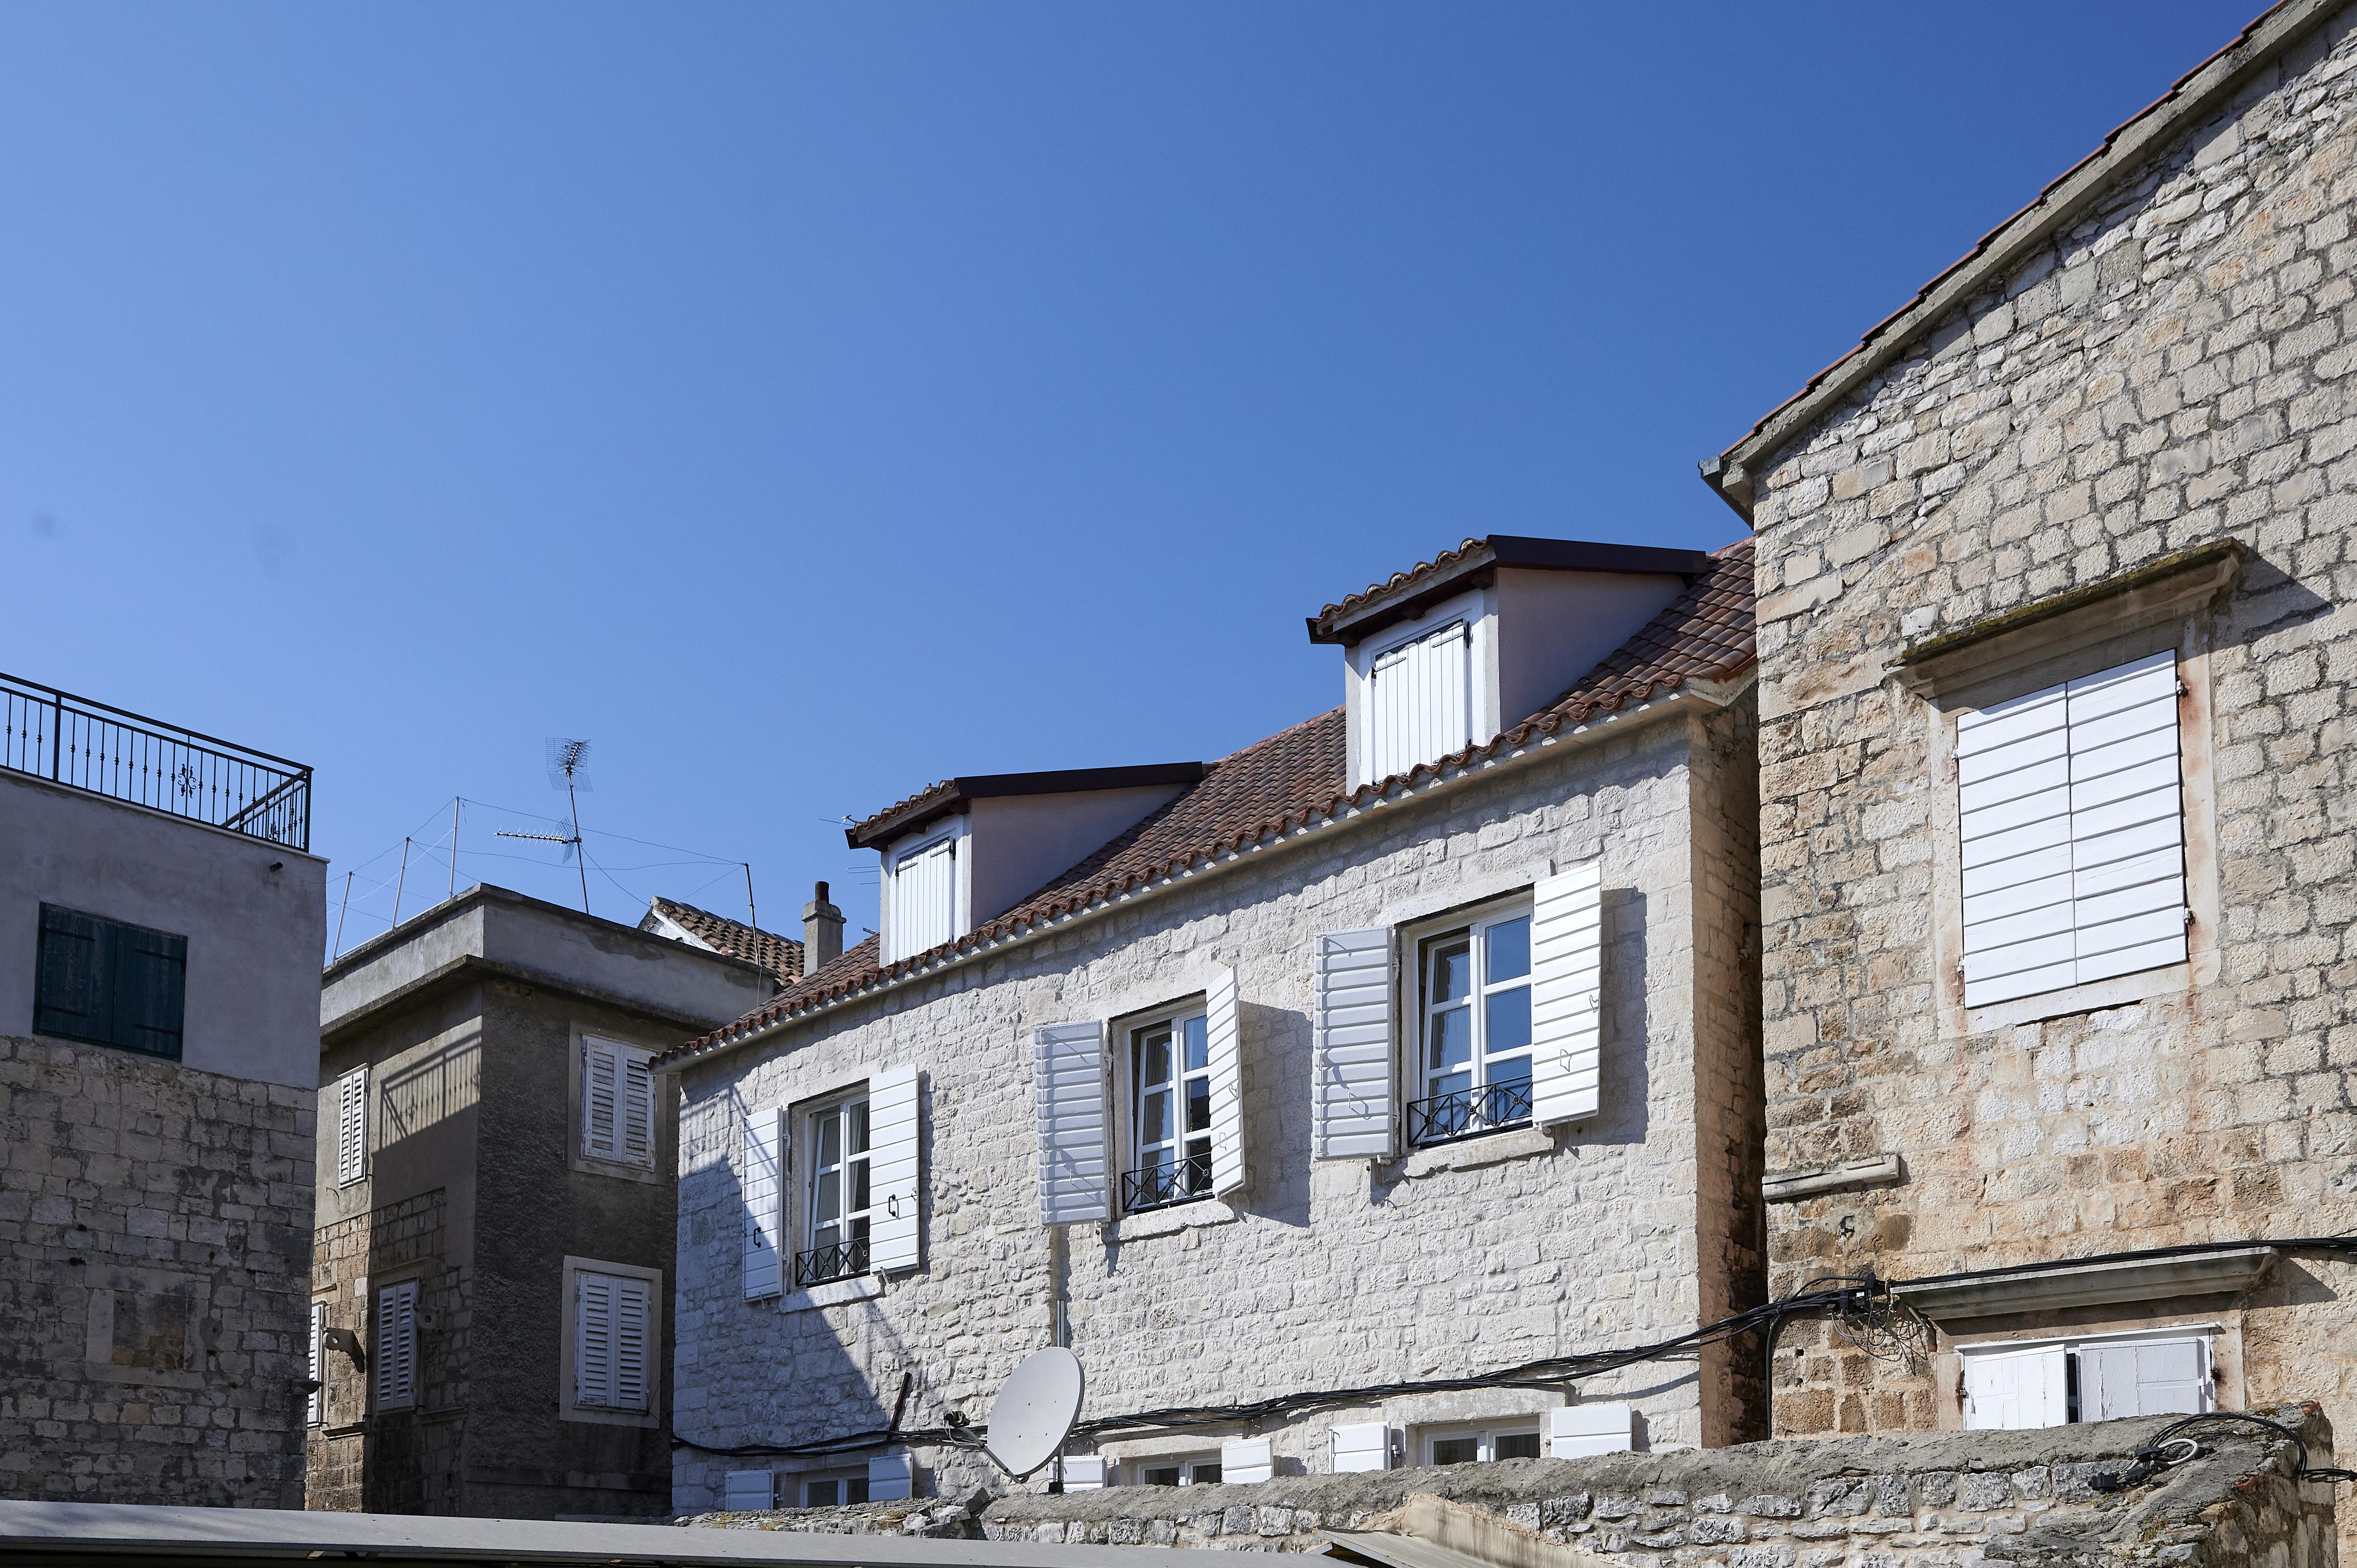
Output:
top-left (744, 863), bottom-right (757, 930)
top-left (449, 797), bottom-right (460, 899)
top-left (567, 778), bottom-right (589, 915)
top-left (391, 838), bottom-right (411, 928)
top-left (333, 872), bottom-right (353, 959)
top-left (48, 694), bottom-right (60, 780)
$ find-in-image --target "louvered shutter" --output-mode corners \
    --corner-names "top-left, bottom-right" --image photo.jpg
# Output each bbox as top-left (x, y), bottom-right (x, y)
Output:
top-left (1220, 1437), bottom-right (1273, 1485)
top-left (1059, 1456), bottom-right (1106, 1491)
top-left (108, 925), bottom-right (186, 1058)
top-left (374, 1280), bottom-right (418, 1412)
top-left (1545, 1402), bottom-right (1632, 1457)
top-left (868, 1065), bottom-right (921, 1272)
top-left (1331, 1422), bottom-right (1390, 1472)
top-left (868, 1453), bottom-right (914, 1499)
top-left (889, 837), bottom-right (957, 961)
top-left (742, 1106), bottom-right (785, 1299)
top-left (1530, 861), bottom-right (1604, 1126)
top-left (722, 1471), bottom-right (776, 1510)
top-left (33, 905), bottom-right (107, 1042)
top-left (1958, 652), bottom-right (2187, 1007)
top-left (576, 1272), bottom-right (614, 1406)
top-left (1204, 968), bottom-right (1246, 1196)
top-left (1369, 622), bottom-right (1471, 782)
top-left (621, 1050), bottom-right (655, 1167)
top-left (613, 1275), bottom-right (651, 1411)
top-left (1313, 929), bottom-right (1394, 1159)
top-left (1033, 1022), bottom-right (1109, 1225)
top-left (581, 1040), bottom-right (620, 1160)
top-left (2078, 1338), bottom-right (2208, 1421)
top-left (307, 1301), bottom-right (326, 1426)
top-left (1960, 1345), bottom-right (2066, 1429)
top-left (336, 1068), bottom-right (368, 1186)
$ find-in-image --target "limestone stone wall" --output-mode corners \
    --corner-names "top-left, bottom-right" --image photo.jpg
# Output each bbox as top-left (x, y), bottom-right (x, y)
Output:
top-left (1737, 0), bottom-right (2357, 1441)
top-left (672, 701), bottom-right (1761, 1512)
top-left (682, 1407), bottom-right (2337, 1568)
top-left (0, 1031), bottom-right (314, 1507)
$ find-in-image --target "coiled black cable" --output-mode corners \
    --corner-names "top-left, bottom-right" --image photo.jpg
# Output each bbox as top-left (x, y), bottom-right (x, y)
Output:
top-left (2088, 1411), bottom-right (2357, 1492)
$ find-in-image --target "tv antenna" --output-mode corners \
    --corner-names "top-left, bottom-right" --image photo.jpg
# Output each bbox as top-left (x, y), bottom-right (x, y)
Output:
top-left (494, 738), bottom-right (593, 914)
top-left (979, 1345), bottom-right (1085, 1482)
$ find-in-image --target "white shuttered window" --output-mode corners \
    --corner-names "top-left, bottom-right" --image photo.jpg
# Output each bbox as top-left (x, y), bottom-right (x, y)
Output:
top-left (1312, 928), bottom-right (1394, 1159)
top-left (307, 1301), bottom-right (326, 1426)
top-left (887, 836), bottom-right (957, 961)
top-left (1957, 652), bottom-right (2188, 1008)
top-left (742, 1106), bottom-right (785, 1299)
top-left (1332, 1422), bottom-right (1391, 1472)
top-left (574, 1269), bottom-right (653, 1412)
top-left (1530, 861), bottom-right (1604, 1126)
top-left (1034, 1022), bottom-right (1110, 1224)
top-left (867, 1066), bottom-right (922, 1273)
top-left (1367, 621), bottom-right (1471, 783)
top-left (374, 1279), bottom-right (418, 1412)
top-left (2078, 1337), bottom-right (2210, 1421)
top-left (1220, 1437), bottom-right (1273, 1485)
top-left (1545, 1403), bottom-right (1633, 1458)
top-left (1205, 969), bottom-right (1246, 1196)
top-left (581, 1037), bottom-right (657, 1167)
top-left (335, 1068), bottom-right (367, 1186)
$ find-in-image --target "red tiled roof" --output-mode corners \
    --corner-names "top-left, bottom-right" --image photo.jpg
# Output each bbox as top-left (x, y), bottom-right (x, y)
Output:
top-left (1315, 537), bottom-right (1491, 628)
top-left (642, 897), bottom-right (802, 985)
top-left (658, 540), bottom-right (1755, 1067)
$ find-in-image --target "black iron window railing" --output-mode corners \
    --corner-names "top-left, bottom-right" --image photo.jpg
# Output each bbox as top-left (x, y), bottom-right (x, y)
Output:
top-left (1407, 1080), bottom-right (1533, 1147)
top-left (1, 672), bottom-right (311, 852)
top-left (794, 1237), bottom-right (869, 1289)
top-left (1122, 1152), bottom-right (1213, 1214)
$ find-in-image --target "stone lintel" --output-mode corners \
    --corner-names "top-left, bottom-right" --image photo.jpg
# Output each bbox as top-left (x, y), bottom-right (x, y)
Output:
top-left (1893, 1246), bottom-right (2279, 1321)
top-left (1761, 1153), bottom-right (1904, 1203)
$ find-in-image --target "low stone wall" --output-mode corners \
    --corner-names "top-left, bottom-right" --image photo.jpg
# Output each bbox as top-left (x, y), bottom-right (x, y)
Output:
top-left (683, 1407), bottom-right (2336, 1568)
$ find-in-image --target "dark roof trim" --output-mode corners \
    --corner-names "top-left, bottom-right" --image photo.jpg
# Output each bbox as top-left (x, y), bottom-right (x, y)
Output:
top-left (1307, 536), bottom-right (1713, 647)
top-left (846, 763), bottom-right (1208, 849)
top-left (1702, 0), bottom-right (2339, 522)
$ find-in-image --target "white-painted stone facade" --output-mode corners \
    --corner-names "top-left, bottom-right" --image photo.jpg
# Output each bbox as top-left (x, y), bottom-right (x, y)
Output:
top-left (669, 696), bottom-right (1762, 1512)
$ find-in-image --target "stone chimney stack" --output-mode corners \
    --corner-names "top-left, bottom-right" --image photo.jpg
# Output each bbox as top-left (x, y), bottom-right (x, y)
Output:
top-left (801, 880), bottom-right (844, 976)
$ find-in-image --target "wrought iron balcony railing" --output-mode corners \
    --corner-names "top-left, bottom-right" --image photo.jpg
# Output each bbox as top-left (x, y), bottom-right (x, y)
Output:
top-left (1, 672), bottom-right (311, 852)
top-left (794, 1236), bottom-right (868, 1289)
top-left (1122, 1152), bottom-right (1213, 1214)
top-left (1406, 1079), bottom-right (1533, 1147)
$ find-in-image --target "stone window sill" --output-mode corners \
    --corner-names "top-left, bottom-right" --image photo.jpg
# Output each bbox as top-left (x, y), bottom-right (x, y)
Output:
top-left (781, 1275), bottom-right (884, 1315)
top-left (1763, 1153), bottom-right (1903, 1202)
top-left (1113, 1199), bottom-right (1238, 1241)
top-left (1395, 1124), bottom-right (1555, 1179)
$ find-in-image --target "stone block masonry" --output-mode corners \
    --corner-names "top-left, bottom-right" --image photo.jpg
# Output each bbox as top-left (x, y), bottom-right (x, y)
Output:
top-left (683, 1407), bottom-right (2337, 1568)
top-left (0, 1031), bottom-right (314, 1508)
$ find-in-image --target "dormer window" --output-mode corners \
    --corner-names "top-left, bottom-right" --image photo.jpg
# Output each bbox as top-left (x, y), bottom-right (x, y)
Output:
top-left (1366, 618), bottom-right (1472, 783)
top-left (884, 832), bottom-right (959, 962)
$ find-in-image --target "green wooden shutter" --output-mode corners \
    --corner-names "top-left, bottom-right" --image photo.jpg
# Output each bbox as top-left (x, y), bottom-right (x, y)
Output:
top-left (109, 924), bottom-right (187, 1059)
top-left (34, 905), bottom-right (111, 1045)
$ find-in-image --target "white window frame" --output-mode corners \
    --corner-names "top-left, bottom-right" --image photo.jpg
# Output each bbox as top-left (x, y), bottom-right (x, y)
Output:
top-left (333, 1066), bottom-right (367, 1187)
top-left (1410, 900), bottom-right (1535, 1145)
top-left (880, 822), bottom-right (967, 965)
top-left (1958, 1324), bottom-right (2217, 1430)
top-left (1126, 1007), bottom-right (1212, 1213)
top-left (576, 1033), bottom-right (659, 1175)
top-left (800, 1092), bottom-right (875, 1288)
top-left (558, 1255), bottom-right (662, 1428)
top-left (801, 1469), bottom-right (871, 1507)
top-left (1135, 1454), bottom-right (1225, 1486)
top-left (1419, 1421), bottom-right (1543, 1466)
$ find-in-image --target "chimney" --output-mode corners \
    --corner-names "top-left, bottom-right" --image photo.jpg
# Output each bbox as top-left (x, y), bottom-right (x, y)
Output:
top-left (802, 880), bottom-right (844, 977)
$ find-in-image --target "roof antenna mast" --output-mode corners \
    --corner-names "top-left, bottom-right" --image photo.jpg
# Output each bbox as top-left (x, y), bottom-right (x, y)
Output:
top-left (496, 739), bottom-right (594, 915)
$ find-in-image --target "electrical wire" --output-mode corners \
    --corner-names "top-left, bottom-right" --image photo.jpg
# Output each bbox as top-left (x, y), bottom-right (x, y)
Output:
top-left (2087, 1410), bottom-right (2357, 1491)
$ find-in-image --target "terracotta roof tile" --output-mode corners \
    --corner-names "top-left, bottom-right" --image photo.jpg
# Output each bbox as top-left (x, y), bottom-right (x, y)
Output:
top-left (659, 540), bottom-right (1754, 1066)
top-left (643, 897), bottom-right (802, 984)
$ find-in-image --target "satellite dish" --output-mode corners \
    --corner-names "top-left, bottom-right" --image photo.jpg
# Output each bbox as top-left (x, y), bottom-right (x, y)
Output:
top-left (984, 1346), bottom-right (1085, 1479)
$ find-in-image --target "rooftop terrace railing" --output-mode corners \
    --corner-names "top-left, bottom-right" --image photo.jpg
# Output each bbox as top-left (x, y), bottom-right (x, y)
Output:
top-left (1, 672), bottom-right (311, 852)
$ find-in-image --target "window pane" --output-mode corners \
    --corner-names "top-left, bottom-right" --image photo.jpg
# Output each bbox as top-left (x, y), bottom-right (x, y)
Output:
top-left (1432, 941), bottom-right (1472, 1002)
top-left (1429, 1006), bottom-right (1472, 1074)
top-left (1487, 1055), bottom-right (1532, 1091)
top-left (1186, 1078), bottom-right (1211, 1134)
top-left (1496, 1432), bottom-right (1542, 1459)
top-left (847, 1477), bottom-right (870, 1504)
top-left (1142, 1089), bottom-right (1170, 1146)
top-left (851, 1215), bottom-right (870, 1246)
top-left (1485, 986), bottom-right (1532, 1055)
top-left (1186, 1136), bottom-right (1211, 1186)
top-left (1485, 917), bottom-right (1531, 983)
top-left (1141, 1031), bottom-right (1172, 1088)
top-left (1182, 1016), bottom-right (1208, 1073)
top-left (816, 1111), bottom-right (841, 1168)
top-left (1144, 1466), bottom-right (1181, 1487)
top-left (1431, 1437), bottom-right (1478, 1466)
top-left (813, 1221), bottom-right (839, 1249)
top-left (848, 1101), bottom-right (869, 1155)
top-left (1191, 1462), bottom-right (1222, 1485)
top-left (815, 1170), bottom-right (839, 1223)
top-left (850, 1160), bottom-right (870, 1213)
top-left (806, 1479), bottom-right (839, 1507)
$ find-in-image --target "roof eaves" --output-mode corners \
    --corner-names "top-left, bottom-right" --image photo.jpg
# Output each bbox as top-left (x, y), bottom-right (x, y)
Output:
top-left (1702, 0), bottom-right (2335, 523)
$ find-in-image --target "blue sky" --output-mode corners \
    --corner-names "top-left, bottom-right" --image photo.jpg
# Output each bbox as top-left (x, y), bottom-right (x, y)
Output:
top-left (0, 1), bottom-right (2262, 954)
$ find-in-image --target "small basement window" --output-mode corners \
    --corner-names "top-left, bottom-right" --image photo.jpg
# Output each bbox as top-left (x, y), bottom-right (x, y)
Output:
top-left (33, 903), bottom-right (187, 1060)
top-left (1138, 1456), bottom-right (1223, 1486)
top-left (1422, 1424), bottom-right (1542, 1465)
top-left (1409, 906), bottom-right (1534, 1145)
top-left (802, 1470), bottom-right (869, 1506)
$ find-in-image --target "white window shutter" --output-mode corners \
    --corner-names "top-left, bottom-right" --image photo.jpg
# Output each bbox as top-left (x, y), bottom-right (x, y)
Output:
top-left (742, 1106), bottom-right (785, 1299)
top-left (1060, 1456), bottom-right (1107, 1491)
top-left (2065, 652), bottom-right (2188, 986)
top-left (1369, 621), bottom-right (1471, 782)
top-left (868, 1453), bottom-right (914, 1500)
top-left (1545, 1402), bottom-right (1632, 1457)
top-left (1957, 679), bottom-right (2076, 1006)
top-left (1312, 929), bottom-right (1394, 1159)
top-left (336, 1068), bottom-right (367, 1185)
top-left (1033, 1022), bottom-right (1109, 1225)
top-left (307, 1301), bottom-right (325, 1426)
top-left (868, 1065), bottom-right (922, 1273)
top-left (1960, 1346), bottom-right (2067, 1429)
top-left (1220, 1437), bottom-right (1273, 1485)
top-left (722, 1470), bottom-right (776, 1511)
top-left (2079, 1338), bottom-right (2209, 1421)
top-left (622, 1050), bottom-right (655, 1167)
top-left (1530, 860), bottom-right (1604, 1125)
top-left (581, 1039), bottom-right (620, 1161)
top-left (888, 837), bottom-right (957, 962)
top-left (1205, 967), bottom-right (1247, 1196)
top-left (1331, 1422), bottom-right (1390, 1473)
top-left (374, 1280), bottom-right (417, 1412)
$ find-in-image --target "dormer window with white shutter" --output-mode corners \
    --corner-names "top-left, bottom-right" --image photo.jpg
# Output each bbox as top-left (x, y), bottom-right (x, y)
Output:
top-left (1363, 612), bottom-right (1475, 784)
top-left (883, 828), bottom-right (962, 963)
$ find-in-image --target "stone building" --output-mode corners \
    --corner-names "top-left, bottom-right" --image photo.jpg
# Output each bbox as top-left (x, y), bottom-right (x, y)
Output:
top-left (308, 883), bottom-right (774, 1517)
top-left (659, 534), bottom-right (1762, 1513)
top-left (0, 670), bottom-right (325, 1506)
top-left (1700, 0), bottom-right (2357, 1446)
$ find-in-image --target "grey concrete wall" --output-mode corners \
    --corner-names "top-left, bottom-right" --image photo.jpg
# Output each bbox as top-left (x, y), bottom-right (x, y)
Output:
top-left (671, 696), bottom-right (1763, 1512)
top-left (0, 771), bottom-right (325, 1089)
